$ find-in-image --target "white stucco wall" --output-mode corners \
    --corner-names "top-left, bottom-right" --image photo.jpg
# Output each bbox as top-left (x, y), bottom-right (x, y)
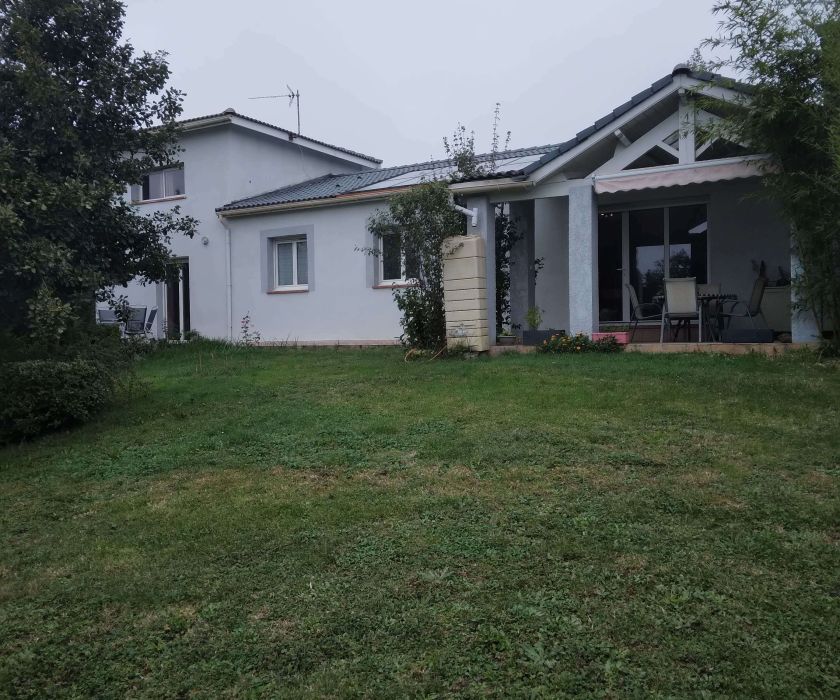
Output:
top-left (107, 124), bottom-right (370, 339)
top-left (226, 201), bottom-right (404, 343)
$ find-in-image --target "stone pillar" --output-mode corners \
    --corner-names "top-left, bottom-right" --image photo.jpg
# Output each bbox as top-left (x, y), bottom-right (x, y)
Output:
top-left (443, 236), bottom-right (489, 352)
top-left (568, 184), bottom-right (598, 335)
top-left (790, 251), bottom-right (821, 343)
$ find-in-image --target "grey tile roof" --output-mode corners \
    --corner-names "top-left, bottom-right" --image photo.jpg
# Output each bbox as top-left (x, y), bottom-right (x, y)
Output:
top-left (217, 67), bottom-right (751, 214)
top-left (177, 110), bottom-right (382, 164)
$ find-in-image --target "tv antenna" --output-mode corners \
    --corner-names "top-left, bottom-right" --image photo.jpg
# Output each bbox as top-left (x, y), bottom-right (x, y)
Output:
top-left (249, 85), bottom-right (301, 134)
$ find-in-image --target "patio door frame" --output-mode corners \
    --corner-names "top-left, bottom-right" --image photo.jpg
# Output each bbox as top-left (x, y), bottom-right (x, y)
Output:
top-left (164, 257), bottom-right (190, 340)
top-left (598, 196), bottom-right (711, 324)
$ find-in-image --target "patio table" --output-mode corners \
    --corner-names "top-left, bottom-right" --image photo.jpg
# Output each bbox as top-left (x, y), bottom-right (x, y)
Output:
top-left (697, 293), bottom-right (737, 342)
top-left (653, 292), bottom-right (737, 342)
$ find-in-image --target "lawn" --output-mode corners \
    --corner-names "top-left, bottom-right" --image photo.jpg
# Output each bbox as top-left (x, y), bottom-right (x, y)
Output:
top-left (1, 345), bottom-right (838, 698)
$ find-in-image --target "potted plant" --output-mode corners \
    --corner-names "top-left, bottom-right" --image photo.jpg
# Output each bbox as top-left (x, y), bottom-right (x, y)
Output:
top-left (522, 306), bottom-right (565, 346)
top-left (592, 324), bottom-right (631, 345)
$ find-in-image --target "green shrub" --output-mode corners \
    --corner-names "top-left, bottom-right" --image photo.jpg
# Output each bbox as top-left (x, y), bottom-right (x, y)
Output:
top-left (0, 358), bottom-right (117, 442)
top-left (537, 332), bottom-right (622, 354)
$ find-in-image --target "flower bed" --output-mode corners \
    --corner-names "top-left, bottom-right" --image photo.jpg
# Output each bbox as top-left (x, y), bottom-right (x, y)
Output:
top-left (537, 332), bottom-right (623, 354)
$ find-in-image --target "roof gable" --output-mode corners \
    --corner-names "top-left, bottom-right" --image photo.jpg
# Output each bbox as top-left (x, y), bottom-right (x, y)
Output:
top-left (520, 66), bottom-right (751, 183)
top-left (177, 109), bottom-right (382, 166)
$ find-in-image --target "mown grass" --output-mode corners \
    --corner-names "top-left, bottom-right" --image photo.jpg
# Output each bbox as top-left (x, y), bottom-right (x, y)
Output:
top-left (1, 344), bottom-right (838, 698)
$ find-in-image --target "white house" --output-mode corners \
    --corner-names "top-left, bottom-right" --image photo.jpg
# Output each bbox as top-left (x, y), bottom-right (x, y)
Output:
top-left (115, 108), bottom-right (380, 339)
top-left (114, 67), bottom-right (823, 346)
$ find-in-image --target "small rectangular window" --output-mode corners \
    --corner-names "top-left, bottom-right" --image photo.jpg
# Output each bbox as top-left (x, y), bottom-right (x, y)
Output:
top-left (275, 238), bottom-right (308, 289)
top-left (381, 233), bottom-right (403, 281)
top-left (379, 232), bottom-right (417, 284)
top-left (131, 166), bottom-right (185, 203)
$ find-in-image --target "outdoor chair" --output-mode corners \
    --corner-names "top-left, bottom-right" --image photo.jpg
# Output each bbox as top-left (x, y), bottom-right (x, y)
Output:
top-left (720, 276), bottom-right (767, 329)
top-left (661, 277), bottom-right (699, 342)
top-left (124, 306), bottom-right (147, 336)
top-left (97, 308), bottom-right (119, 326)
top-left (627, 284), bottom-right (662, 342)
top-left (144, 308), bottom-right (158, 337)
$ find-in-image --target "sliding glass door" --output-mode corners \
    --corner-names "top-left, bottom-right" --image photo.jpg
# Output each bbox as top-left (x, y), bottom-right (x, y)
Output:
top-left (597, 211), bottom-right (623, 321)
top-left (629, 208), bottom-right (666, 307)
top-left (598, 203), bottom-right (708, 323)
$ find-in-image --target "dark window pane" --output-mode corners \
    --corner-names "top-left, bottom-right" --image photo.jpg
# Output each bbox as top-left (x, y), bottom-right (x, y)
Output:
top-left (276, 242), bottom-right (294, 286)
top-left (141, 175), bottom-right (150, 201)
top-left (382, 233), bottom-right (402, 280)
top-left (165, 168), bottom-right (185, 196)
top-left (147, 172), bottom-right (164, 200)
top-left (296, 240), bottom-right (308, 285)
top-left (404, 246), bottom-right (419, 280)
top-left (629, 208), bottom-right (665, 305)
top-left (668, 204), bottom-right (708, 283)
top-left (598, 211), bottom-right (623, 321)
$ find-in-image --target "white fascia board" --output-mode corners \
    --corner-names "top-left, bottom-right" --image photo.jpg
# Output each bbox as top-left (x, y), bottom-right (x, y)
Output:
top-left (447, 177), bottom-right (529, 195)
top-left (227, 116), bottom-right (378, 167)
top-left (179, 114), bottom-right (378, 168)
top-left (217, 190), bottom-right (394, 219)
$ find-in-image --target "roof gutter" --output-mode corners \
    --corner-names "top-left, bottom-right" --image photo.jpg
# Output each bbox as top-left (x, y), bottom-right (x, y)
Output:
top-left (447, 176), bottom-right (534, 195)
top-left (217, 187), bottom-right (403, 218)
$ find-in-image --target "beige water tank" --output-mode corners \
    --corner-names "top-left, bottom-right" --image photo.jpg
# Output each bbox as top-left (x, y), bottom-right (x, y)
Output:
top-left (442, 236), bottom-right (489, 352)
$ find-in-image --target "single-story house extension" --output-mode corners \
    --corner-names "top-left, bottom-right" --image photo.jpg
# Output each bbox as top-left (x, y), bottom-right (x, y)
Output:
top-left (115, 66), bottom-right (823, 346)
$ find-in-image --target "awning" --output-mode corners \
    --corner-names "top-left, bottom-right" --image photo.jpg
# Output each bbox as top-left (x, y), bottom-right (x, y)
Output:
top-left (593, 156), bottom-right (769, 194)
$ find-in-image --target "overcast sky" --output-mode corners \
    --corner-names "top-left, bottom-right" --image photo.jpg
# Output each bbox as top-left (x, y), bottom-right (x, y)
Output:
top-left (122, 0), bottom-right (724, 167)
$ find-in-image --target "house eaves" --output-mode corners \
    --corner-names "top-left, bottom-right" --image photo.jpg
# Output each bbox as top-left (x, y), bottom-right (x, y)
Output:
top-left (216, 143), bottom-right (558, 215)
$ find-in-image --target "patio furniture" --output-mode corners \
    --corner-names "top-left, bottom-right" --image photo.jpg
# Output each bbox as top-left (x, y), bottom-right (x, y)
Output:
top-left (719, 277), bottom-right (767, 330)
top-left (627, 284), bottom-right (662, 342)
top-left (661, 277), bottom-right (699, 342)
top-left (697, 284), bottom-right (722, 340)
top-left (144, 308), bottom-right (158, 337)
top-left (97, 308), bottom-right (120, 326)
top-left (124, 306), bottom-right (147, 336)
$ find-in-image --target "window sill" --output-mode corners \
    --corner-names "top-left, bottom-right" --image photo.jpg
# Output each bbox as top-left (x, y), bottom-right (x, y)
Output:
top-left (268, 286), bottom-right (309, 295)
top-left (131, 195), bottom-right (187, 206)
top-left (375, 281), bottom-right (418, 289)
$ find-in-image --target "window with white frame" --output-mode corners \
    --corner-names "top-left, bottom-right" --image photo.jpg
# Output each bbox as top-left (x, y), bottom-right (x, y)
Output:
top-left (130, 166), bottom-right (185, 203)
top-left (379, 232), bottom-right (418, 284)
top-left (274, 237), bottom-right (308, 290)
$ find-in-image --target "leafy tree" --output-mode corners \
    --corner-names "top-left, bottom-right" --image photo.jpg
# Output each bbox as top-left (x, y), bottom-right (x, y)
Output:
top-left (703, 0), bottom-right (840, 351)
top-left (444, 107), bottom-right (523, 333)
top-left (367, 181), bottom-right (464, 350)
top-left (0, 0), bottom-right (196, 352)
top-left (368, 107), bottom-right (521, 349)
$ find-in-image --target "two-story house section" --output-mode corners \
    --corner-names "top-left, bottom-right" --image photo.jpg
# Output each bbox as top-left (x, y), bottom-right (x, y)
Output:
top-left (115, 108), bottom-right (380, 340)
